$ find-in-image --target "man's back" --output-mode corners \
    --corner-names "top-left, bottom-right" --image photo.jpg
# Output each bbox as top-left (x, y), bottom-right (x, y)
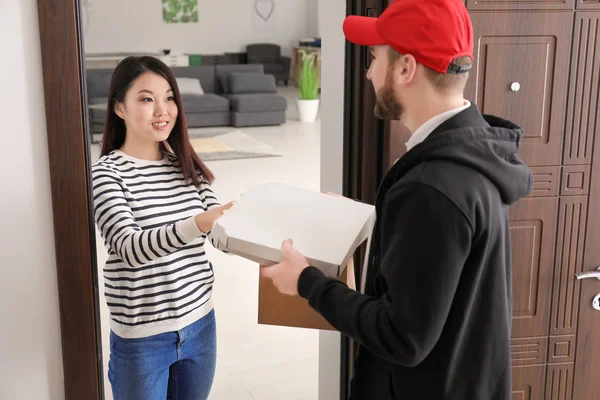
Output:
top-left (348, 106), bottom-right (531, 399)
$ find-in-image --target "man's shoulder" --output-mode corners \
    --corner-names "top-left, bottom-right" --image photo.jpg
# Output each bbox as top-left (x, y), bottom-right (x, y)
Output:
top-left (401, 159), bottom-right (491, 192)
top-left (395, 159), bottom-right (501, 219)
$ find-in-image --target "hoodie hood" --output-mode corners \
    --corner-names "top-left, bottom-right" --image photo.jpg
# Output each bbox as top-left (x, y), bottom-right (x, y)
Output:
top-left (391, 105), bottom-right (533, 205)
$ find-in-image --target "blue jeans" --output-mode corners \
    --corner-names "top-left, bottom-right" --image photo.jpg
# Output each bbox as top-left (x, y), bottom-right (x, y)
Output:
top-left (108, 309), bottom-right (216, 400)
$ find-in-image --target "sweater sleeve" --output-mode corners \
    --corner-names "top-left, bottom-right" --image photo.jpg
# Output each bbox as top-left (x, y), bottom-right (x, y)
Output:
top-left (297, 182), bottom-right (473, 366)
top-left (197, 179), bottom-right (230, 254)
top-left (92, 166), bottom-right (204, 268)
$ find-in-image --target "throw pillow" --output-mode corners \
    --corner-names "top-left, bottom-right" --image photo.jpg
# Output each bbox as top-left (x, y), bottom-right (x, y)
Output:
top-left (228, 72), bottom-right (277, 94)
top-left (175, 77), bottom-right (204, 95)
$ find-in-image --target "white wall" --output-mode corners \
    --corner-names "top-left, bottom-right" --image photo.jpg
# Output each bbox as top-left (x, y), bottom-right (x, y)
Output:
top-left (0, 1), bottom-right (64, 399)
top-left (81, 0), bottom-right (317, 57)
top-left (317, 0), bottom-right (347, 399)
top-left (306, 0), bottom-right (320, 37)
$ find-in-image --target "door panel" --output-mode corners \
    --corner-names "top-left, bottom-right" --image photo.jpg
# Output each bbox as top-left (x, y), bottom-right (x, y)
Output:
top-left (573, 280), bottom-right (600, 399)
top-left (509, 198), bottom-right (559, 338)
top-left (466, 12), bottom-right (572, 166)
top-left (550, 198), bottom-right (588, 336)
top-left (548, 336), bottom-right (576, 363)
top-left (546, 364), bottom-right (575, 400)
top-left (577, 0), bottom-right (600, 10)
top-left (560, 166), bottom-right (591, 195)
top-left (529, 167), bottom-right (561, 197)
top-left (511, 337), bottom-right (548, 366)
top-left (563, 14), bottom-right (600, 165)
top-left (479, 37), bottom-right (555, 152)
top-left (512, 365), bottom-right (547, 400)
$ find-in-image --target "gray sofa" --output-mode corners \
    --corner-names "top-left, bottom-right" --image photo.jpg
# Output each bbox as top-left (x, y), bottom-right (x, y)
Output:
top-left (86, 69), bottom-right (114, 134)
top-left (246, 44), bottom-right (291, 85)
top-left (86, 64), bottom-right (287, 132)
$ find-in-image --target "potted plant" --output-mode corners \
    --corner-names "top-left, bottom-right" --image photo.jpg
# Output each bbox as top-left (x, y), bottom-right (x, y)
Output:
top-left (297, 48), bottom-right (321, 123)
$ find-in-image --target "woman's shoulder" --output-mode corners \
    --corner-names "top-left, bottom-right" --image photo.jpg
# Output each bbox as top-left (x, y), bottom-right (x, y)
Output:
top-left (91, 151), bottom-right (123, 177)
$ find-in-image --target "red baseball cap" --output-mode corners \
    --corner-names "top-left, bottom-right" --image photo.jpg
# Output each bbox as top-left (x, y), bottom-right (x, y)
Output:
top-left (343, 0), bottom-right (474, 74)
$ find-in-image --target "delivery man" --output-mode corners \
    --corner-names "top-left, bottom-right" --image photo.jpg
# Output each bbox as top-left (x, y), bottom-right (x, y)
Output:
top-left (261, 0), bottom-right (533, 398)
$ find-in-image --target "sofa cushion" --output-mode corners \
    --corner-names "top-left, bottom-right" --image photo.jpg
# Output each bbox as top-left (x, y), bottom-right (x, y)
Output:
top-left (181, 93), bottom-right (229, 113)
top-left (176, 77), bottom-right (204, 95)
top-left (263, 63), bottom-right (286, 74)
top-left (215, 64), bottom-right (264, 93)
top-left (170, 66), bottom-right (216, 93)
top-left (225, 94), bottom-right (287, 113)
top-left (229, 73), bottom-right (277, 94)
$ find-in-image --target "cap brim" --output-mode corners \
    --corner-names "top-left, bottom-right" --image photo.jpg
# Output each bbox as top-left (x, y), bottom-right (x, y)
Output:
top-left (343, 16), bottom-right (386, 46)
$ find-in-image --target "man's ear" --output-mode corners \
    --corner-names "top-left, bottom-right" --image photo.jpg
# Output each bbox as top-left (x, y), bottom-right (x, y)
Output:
top-left (114, 102), bottom-right (125, 119)
top-left (393, 54), bottom-right (418, 86)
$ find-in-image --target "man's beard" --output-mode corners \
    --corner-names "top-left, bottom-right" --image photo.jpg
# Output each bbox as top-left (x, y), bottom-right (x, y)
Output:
top-left (374, 72), bottom-right (403, 120)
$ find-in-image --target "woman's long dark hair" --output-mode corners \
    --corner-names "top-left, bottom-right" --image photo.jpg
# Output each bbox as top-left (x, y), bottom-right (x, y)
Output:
top-left (100, 56), bottom-right (214, 185)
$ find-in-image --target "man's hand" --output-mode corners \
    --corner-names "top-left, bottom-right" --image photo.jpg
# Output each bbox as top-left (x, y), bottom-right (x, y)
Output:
top-left (261, 239), bottom-right (310, 296)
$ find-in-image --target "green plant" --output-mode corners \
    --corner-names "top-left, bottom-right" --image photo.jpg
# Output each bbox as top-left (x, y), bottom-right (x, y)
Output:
top-left (162, 0), bottom-right (199, 23)
top-left (297, 49), bottom-right (320, 100)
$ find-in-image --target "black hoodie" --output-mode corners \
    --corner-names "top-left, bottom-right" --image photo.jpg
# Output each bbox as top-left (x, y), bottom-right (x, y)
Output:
top-left (298, 105), bottom-right (533, 400)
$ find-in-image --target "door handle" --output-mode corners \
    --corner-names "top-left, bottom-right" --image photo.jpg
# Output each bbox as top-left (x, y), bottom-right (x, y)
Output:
top-left (593, 294), bottom-right (600, 311)
top-left (575, 267), bottom-right (600, 280)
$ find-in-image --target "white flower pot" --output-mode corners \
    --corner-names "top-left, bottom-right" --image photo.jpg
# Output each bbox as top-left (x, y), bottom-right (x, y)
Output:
top-left (297, 99), bottom-right (320, 123)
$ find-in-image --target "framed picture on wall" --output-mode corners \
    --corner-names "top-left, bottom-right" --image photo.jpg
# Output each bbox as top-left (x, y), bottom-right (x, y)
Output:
top-left (162, 0), bottom-right (199, 23)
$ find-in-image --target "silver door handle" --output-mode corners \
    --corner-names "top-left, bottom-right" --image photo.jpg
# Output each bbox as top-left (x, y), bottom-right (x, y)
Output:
top-left (575, 267), bottom-right (600, 280)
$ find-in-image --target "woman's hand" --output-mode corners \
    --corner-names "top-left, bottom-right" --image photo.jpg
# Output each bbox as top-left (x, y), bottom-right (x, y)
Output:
top-left (194, 202), bottom-right (234, 233)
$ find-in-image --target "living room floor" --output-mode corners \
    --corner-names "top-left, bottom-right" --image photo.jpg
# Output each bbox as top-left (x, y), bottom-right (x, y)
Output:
top-left (91, 85), bottom-right (322, 400)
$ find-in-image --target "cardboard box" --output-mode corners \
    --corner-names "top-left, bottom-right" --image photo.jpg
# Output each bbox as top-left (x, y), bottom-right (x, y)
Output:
top-left (258, 258), bottom-right (356, 330)
top-left (211, 182), bottom-right (376, 277)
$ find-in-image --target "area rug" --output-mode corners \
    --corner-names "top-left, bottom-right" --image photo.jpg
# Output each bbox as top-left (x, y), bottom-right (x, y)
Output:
top-left (189, 130), bottom-right (282, 162)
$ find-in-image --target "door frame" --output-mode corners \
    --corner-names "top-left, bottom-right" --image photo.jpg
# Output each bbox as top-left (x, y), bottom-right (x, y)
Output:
top-left (36, 0), bottom-right (104, 398)
top-left (340, 0), bottom-right (390, 397)
top-left (36, 0), bottom-right (366, 398)
top-left (38, 0), bottom-right (600, 399)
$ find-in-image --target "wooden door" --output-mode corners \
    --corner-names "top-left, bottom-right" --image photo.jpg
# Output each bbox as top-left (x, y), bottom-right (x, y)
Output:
top-left (464, 10), bottom-right (600, 399)
top-left (345, 1), bottom-right (600, 399)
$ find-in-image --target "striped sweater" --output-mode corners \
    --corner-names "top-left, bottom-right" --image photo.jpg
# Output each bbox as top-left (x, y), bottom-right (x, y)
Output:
top-left (92, 149), bottom-right (222, 339)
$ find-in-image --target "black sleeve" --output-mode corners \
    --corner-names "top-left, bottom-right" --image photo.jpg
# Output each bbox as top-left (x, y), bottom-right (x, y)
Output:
top-left (297, 182), bottom-right (473, 366)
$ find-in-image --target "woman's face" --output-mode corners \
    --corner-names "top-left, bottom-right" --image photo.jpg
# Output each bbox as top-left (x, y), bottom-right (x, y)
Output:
top-left (114, 71), bottom-right (179, 147)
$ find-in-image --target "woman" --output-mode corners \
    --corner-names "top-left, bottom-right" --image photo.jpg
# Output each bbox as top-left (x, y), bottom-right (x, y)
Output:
top-left (91, 56), bottom-right (232, 400)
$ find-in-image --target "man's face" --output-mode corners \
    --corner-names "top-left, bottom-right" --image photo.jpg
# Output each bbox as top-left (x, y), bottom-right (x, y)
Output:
top-left (366, 45), bottom-right (403, 120)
